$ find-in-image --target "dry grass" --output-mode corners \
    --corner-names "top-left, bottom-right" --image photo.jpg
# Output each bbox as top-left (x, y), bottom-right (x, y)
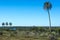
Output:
top-left (0, 27), bottom-right (60, 40)
top-left (0, 33), bottom-right (60, 40)
top-left (0, 35), bottom-right (50, 40)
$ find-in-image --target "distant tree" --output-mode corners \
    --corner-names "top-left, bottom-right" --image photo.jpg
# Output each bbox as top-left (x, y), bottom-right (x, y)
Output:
top-left (2, 22), bottom-right (5, 26)
top-left (9, 22), bottom-right (12, 26)
top-left (6, 22), bottom-right (8, 26)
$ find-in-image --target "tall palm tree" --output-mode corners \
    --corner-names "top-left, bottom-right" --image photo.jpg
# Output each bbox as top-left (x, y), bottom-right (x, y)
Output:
top-left (43, 2), bottom-right (52, 33)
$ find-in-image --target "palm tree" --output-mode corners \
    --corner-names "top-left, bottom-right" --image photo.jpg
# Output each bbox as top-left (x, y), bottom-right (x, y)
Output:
top-left (9, 22), bottom-right (12, 26)
top-left (2, 22), bottom-right (5, 26)
top-left (43, 2), bottom-right (52, 33)
top-left (6, 22), bottom-right (8, 26)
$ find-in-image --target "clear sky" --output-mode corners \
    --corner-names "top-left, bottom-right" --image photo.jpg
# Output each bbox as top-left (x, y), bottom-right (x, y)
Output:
top-left (0, 0), bottom-right (60, 26)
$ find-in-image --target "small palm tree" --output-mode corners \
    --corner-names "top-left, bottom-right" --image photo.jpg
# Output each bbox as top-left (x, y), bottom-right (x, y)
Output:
top-left (9, 22), bottom-right (12, 26)
top-left (43, 2), bottom-right (52, 33)
top-left (6, 22), bottom-right (8, 26)
top-left (2, 22), bottom-right (5, 26)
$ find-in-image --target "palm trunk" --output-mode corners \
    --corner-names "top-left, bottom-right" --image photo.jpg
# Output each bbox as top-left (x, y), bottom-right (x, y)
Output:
top-left (47, 10), bottom-right (51, 33)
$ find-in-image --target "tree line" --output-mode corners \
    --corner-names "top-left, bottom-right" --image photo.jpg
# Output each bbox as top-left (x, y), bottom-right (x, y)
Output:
top-left (2, 22), bottom-right (12, 26)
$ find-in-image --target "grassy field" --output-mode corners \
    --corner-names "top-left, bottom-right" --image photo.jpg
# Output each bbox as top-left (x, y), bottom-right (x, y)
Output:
top-left (0, 36), bottom-right (47, 40)
top-left (0, 26), bottom-right (60, 40)
top-left (0, 36), bottom-right (60, 40)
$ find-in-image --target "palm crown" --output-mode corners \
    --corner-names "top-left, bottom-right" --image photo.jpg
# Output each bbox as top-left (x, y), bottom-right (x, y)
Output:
top-left (44, 2), bottom-right (52, 10)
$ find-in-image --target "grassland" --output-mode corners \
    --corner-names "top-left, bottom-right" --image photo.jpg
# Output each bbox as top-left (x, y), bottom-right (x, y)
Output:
top-left (0, 26), bottom-right (60, 40)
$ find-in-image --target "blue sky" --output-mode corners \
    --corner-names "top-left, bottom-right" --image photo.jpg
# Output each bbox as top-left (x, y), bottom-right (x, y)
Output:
top-left (0, 0), bottom-right (60, 26)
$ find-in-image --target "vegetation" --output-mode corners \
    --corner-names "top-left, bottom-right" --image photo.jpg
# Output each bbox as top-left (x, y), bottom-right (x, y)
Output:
top-left (0, 26), bottom-right (60, 40)
top-left (2, 22), bottom-right (12, 26)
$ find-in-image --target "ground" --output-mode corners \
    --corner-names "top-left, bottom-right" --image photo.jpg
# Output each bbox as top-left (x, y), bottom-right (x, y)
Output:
top-left (0, 27), bottom-right (60, 40)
